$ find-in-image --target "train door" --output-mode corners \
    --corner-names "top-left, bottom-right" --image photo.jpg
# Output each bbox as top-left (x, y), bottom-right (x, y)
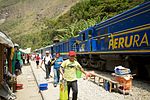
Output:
top-left (79, 32), bottom-right (86, 52)
top-left (50, 46), bottom-right (54, 57)
top-left (89, 29), bottom-right (97, 52)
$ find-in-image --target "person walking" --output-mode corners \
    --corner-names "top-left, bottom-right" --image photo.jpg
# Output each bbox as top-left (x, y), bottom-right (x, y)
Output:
top-left (35, 54), bottom-right (40, 69)
top-left (41, 51), bottom-right (53, 79)
top-left (22, 54), bottom-right (26, 65)
top-left (60, 51), bottom-right (87, 100)
top-left (26, 54), bottom-right (30, 65)
top-left (51, 53), bottom-right (63, 87)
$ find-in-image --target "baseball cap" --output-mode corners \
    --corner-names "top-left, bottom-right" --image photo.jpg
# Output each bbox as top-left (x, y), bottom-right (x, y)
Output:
top-left (68, 51), bottom-right (76, 56)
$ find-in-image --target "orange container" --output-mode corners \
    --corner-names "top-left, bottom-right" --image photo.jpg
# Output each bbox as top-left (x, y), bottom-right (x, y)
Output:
top-left (115, 76), bottom-right (132, 90)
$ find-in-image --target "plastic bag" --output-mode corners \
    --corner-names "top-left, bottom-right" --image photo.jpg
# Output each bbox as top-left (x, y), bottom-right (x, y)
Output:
top-left (76, 70), bottom-right (82, 78)
top-left (60, 80), bottom-right (68, 100)
top-left (114, 66), bottom-right (131, 75)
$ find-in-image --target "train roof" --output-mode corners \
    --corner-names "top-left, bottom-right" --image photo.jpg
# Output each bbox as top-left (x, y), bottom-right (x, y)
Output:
top-left (45, 44), bottom-right (54, 48)
top-left (78, 27), bottom-right (94, 34)
top-left (0, 31), bottom-right (14, 47)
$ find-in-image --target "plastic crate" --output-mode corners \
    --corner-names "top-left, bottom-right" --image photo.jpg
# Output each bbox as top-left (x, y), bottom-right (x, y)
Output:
top-left (16, 84), bottom-right (23, 90)
top-left (39, 83), bottom-right (48, 91)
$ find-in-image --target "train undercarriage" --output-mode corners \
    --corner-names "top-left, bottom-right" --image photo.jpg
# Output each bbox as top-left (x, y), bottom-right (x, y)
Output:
top-left (78, 54), bottom-right (150, 80)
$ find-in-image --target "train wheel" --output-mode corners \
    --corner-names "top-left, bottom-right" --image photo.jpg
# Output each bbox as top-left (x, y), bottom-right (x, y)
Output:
top-left (89, 60), bottom-right (98, 69)
top-left (97, 61), bottom-right (102, 71)
top-left (97, 61), bottom-right (105, 71)
top-left (80, 58), bottom-right (88, 67)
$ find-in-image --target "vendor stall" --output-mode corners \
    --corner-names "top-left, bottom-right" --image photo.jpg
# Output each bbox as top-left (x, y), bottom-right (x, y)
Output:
top-left (0, 32), bottom-right (14, 81)
top-left (0, 32), bottom-right (16, 99)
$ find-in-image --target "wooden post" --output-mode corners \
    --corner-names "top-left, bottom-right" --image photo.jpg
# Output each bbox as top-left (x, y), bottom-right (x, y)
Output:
top-left (0, 44), bottom-right (4, 82)
top-left (8, 47), bottom-right (12, 73)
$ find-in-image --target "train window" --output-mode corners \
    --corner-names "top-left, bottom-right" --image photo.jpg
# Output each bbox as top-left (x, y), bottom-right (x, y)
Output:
top-left (41, 49), bottom-right (43, 54)
top-left (104, 28), bottom-right (108, 43)
top-left (104, 28), bottom-right (108, 34)
top-left (81, 33), bottom-right (86, 41)
top-left (88, 30), bottom-right (92, 39)
top-left (104, 36), bottom-right (108, 43)
top-left (97, 32), bottom-right (101, 44)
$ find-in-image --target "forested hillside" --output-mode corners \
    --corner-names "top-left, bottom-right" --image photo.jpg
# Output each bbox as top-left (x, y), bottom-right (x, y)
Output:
top-left (36, 0), bottom-right (144, 50)
top-left (0, 0), bottom-right (79, 49)
top-left (0, 0), bottom-right (144, 50)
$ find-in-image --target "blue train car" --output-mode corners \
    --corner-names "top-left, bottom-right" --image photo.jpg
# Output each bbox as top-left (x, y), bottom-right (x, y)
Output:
top-left (34, 44), bottom-right (54, 59)
top-left (94, 1), bottom-right (150, 53)
top-left (52, 40), bottom-right (70, 59)
top-left (34, 1), bottom-right (150, 80)
top-left (75, 1), bottom-right (150, 79)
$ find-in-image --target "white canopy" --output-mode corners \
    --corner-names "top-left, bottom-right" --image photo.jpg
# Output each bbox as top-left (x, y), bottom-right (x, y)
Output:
top-left (0, 32), bottom-right (14, 47)
top-left (19, 48), bottom-right (31, 54)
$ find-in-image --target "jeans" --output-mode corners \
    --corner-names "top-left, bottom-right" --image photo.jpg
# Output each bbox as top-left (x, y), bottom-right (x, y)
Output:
top-left (67, 80), bottom-right (78, 100)
top-left (54, 68), bottom-right (60, 84)
top-left (45, 65), bottom-right (51, 78)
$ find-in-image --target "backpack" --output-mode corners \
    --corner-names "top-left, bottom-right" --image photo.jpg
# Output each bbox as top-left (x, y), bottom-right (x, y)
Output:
top-left (44, 57), bottom-right (51, 66)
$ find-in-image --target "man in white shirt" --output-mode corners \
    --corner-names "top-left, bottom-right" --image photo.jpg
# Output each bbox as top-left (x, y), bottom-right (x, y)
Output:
top-left (41, 51), bottom-right (53, 79)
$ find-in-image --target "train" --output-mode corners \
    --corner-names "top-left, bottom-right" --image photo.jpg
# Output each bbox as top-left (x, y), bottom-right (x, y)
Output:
top-left (34, 1), bottom-right (150, 80)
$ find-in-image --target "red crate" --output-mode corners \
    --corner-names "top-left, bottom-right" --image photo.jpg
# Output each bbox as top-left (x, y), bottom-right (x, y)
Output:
top-left (16, 84), bottom-right (23, 90)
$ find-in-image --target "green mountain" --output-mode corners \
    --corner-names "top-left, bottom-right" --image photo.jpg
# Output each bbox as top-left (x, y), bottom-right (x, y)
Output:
top-left (0, 0), bottom-right (144, 50)
top-left (0, 0), bottom-right (79, 48)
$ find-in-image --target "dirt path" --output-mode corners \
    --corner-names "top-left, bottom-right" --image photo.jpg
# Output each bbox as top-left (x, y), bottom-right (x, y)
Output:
top-left (15, 65), bottom-right (42, 100)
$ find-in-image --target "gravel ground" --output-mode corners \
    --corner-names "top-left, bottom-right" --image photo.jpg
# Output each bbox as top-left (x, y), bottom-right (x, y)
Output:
top-left (20, 61), bottom-right (150, 100)
top-left (77, 71), bottom-right (150, 100)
